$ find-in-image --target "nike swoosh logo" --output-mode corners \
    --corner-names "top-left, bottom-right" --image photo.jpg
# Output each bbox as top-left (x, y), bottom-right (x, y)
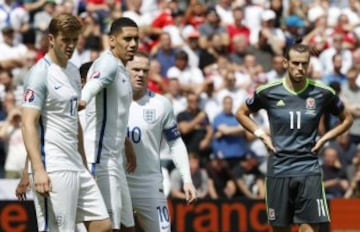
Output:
top-left (54, 86), bottom-right (62, 90)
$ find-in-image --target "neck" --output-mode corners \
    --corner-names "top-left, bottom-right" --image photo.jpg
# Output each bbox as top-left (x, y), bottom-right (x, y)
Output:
top-left (48, 49), bottom-right (67, 68)
top-left (285, 75), bottom-right (307, 92)
top-left (133, 89), bottom-right (147, 101)
top-left (111, 48), bottom-right (127, 65)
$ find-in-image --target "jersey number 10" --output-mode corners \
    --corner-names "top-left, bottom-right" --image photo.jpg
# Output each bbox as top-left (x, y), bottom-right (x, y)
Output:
top-left (127, 127), bottom-right (142, 143)
top-left (289, 111), bottom-right (301, 129)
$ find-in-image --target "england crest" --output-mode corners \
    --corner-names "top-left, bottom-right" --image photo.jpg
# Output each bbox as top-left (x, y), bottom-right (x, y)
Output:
top-left (143, 109), bottom-right (156, 124)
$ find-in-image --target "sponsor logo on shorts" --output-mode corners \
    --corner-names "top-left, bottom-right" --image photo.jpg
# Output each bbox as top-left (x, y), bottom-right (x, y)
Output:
top-left (268, 208), bottom-right (275, 221)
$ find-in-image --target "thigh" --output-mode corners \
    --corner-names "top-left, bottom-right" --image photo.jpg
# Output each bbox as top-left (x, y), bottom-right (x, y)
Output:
top-left (266, 177), bottom-right (292, 227)
top-left (119, 168), bottom-right (135, 227)
top-left (95, 169), bottom-right (122, 229)
top-left (132, 197), bottom-right (171, 232)
top-left (30, 174), bottom-right (53, 232)
top-left (77, 170), bottom-right (109, 223)
top-left (31, 171), bottom-right (80, 232)
top-left (294, 175), bottom-right (330, 224)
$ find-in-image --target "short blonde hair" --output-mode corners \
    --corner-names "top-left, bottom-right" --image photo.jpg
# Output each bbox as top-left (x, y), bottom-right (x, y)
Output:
top-left (48, 13), bottom-right (82, 36)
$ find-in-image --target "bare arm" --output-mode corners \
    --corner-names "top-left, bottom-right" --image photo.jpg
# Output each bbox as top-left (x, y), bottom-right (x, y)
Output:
top-left (217, 124), bottom-right (245, 137)
top-left (311, 109), bottom-right (353, 153)
top-left (236, 179), bottom-right (258, 199)
top-left (21, 107), bottom-right (51, 196)
top-left (207, 178), bottom-right (218, 199)
top-left (236, 103), bottom-right (276, 153)
top-left (178, 112), bottom-right (206, 134)
top-left (23, 0), bottom-right (46, 12)
top-left (125, 137), bottom-right (136, 173)
top-left (77, 120), bottom-right (87, 169)
top-left (15, 155), bottom-right (30, 201)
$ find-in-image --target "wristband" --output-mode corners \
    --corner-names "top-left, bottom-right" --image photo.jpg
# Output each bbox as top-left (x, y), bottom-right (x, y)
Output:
top-left (254, 128), bottom-right (265, 138)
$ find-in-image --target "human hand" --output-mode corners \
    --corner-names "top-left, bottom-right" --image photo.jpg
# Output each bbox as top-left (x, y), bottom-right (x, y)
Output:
top-left (33, 169), bottom-right (51, 197)
top-left (125, 138), bottom-right (137, 173)
top-left (78, 100), bottom-right (86, 111)
top-left (15, 172), bottom-right (30, 201)
top-left (125, 149), bottom-right (137, 173)
top-left (311, 138), bottom-right (326, 154)
top-left (199, 139), bottom-right (209, 150)
top-left (260, 134), bottom-right (276, 154)
top-left (195, 112), bottom-right (206, 123)
top-left (183, 182), bottom-right (197, 204)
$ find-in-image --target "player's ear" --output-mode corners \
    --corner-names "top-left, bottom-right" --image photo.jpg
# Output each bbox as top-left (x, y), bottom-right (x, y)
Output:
top-left (48, 34), bottom-right (55, 48)
top-left (283, 57), bottom-right (288, 69)
top-left (109, 34), bottom-right (115, 48)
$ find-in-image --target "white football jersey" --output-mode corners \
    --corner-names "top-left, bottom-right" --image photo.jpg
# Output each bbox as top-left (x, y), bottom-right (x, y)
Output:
top-left (83, 50), bottom-right (132, 164)
top-left (22, 55), bottom-right (83, 172)
top-left (127, 91), bottom-right (181, 198)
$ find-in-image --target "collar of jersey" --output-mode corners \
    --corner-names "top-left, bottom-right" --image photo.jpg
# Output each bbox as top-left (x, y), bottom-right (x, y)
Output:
top-left (282, 78), bottom-right (309, 95)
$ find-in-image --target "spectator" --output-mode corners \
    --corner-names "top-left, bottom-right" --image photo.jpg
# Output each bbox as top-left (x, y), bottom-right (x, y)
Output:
top-left (198, 6), bottom-right (228, 49)
top-left (228, 34), bottom-right (248, 64)
top-left (165, 78), bottom-right (186, 117)
top-left (215, 0), bottom-right (233, 25)
top-left (177, 91), bottom-right (213, 162)
top-left (70, 34), bottom-right (91, 68)
top-left (322, 146), bottom-right (350, 199)
top-left (147, 59), bottom-right (167, 94)
top-left (322, 53), bottom-right (347, 85)
top-left (216, 70), bottom-right (248, 113)
top-left (151, 32), bottom-right (177, 77)
top-left (199, 79), bottom-right (221, 124)
top-left (259, 9), bottom-right (285, 56)
top-left (170, 152), bottom-right (209, 200)
top-left (345, 166), bottom-right (360, 198)
top-left (226, 2), bottom-right (250, 46)
top-left (212, 96), bottom-right (251, 168)
top-left (318, 32), bottom-right (353, 75)
top-left (167, 50), bottom-right (204, 94)
top-left (232, 154), bottom-right (265, 199)
top-left (246, 30), bottom-right (275, 72)
top-left (181, 25), bottom-right (201, 68)
top-left (341, 67), bottom-right (360, 145)
top-left (122, 0), bottom-right (148, 27)
top-left (206, 153), bottom-right (237, 199)
top-left (0, 27), bottom-right (27, 70)
top-left (284, 15), bottom-right (305, 48)
top-left (266, 55), bottom-right (286, 82)
top-left (0, 107), bottom-right (26, 178)
top-left (184, 2), bottom-right (206, 28)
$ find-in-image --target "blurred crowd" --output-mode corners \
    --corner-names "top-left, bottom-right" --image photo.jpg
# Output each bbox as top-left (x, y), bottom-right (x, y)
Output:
top-left (1, 0), bottom-right (360, 200)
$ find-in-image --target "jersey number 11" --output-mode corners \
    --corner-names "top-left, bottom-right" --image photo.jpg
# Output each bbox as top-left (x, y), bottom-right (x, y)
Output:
top-left (289, 111), bottom-right (301, 129)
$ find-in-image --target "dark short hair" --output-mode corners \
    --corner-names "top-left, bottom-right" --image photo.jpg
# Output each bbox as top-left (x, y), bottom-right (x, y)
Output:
top-left (284, 42), bottom-right (309, 60)
top-left (109, 17), bottom-right (138, 35)
top-left (79, 61), bottom-right (93, 79)
top-left (175, 50), bottom-right (188, 61)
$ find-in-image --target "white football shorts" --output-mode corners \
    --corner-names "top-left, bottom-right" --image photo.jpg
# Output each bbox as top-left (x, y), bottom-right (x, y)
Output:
top-left (132, 197), bottom-right (171, 232)
top-left (92, 162), bottom-right (135, 229)
top-left (31, 170), bottom-right (109, 232)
